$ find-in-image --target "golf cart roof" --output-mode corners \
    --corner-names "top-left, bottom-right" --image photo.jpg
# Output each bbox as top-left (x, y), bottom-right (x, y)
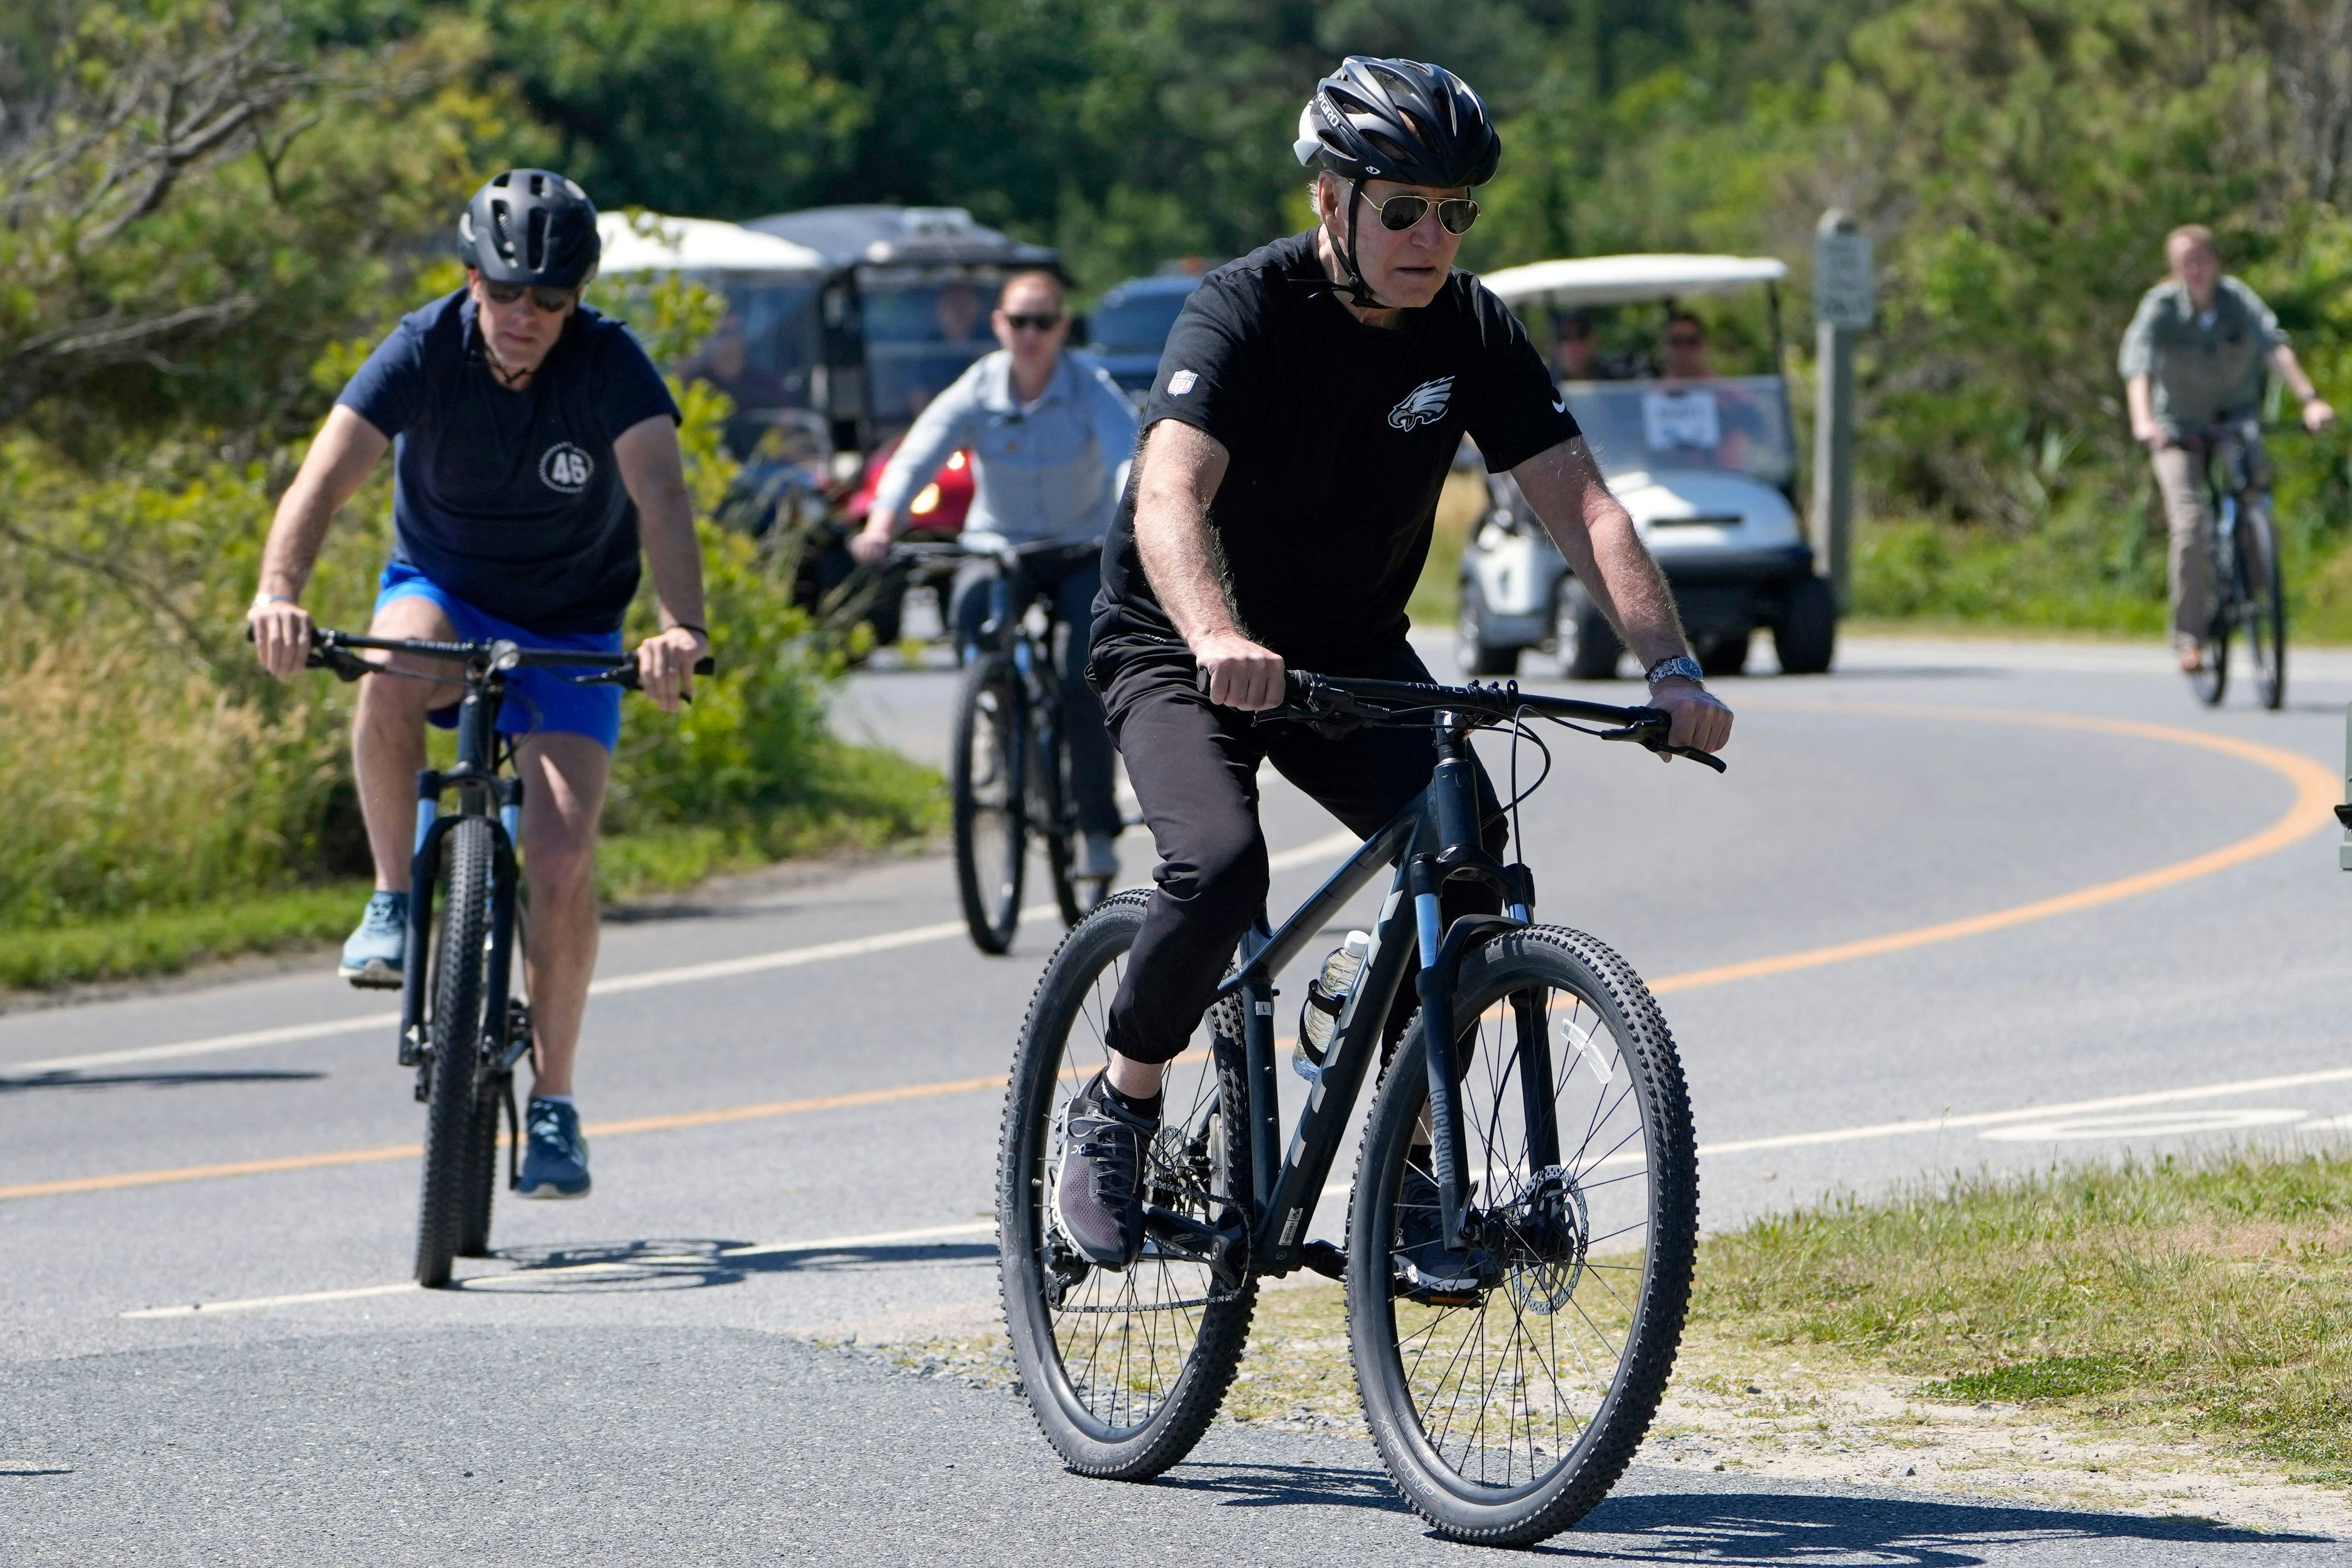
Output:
top-left (597, 212), bottom-right (826, 276)
top-left (1480, 254), bottom-right (1787, 308)
top-left (742, 205), bottom-right (1057, 272)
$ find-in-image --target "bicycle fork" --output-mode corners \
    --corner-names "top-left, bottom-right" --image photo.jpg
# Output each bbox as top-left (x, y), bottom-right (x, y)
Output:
top-left (1411, 735), bottom-right (1557, 1256)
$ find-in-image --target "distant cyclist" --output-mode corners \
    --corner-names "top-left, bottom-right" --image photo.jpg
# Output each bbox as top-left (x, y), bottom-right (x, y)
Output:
top-left (850, 269), bottom-right (1139, 882)
top-left (247, 170), bottom-right (709, 1200)
top-left (2120, 224), bottom-right (2335, 674)
top-left (1052, 58), bottom-right (1731, 1275)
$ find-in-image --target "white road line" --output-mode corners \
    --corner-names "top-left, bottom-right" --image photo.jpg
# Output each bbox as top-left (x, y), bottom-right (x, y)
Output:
top-left (118, 1219), bottom-right (1004, 1319)
top-left (11, 830), bottom-right (1367, 1077)
top-left (121, 1281), bottom-right (416, 1319)
top-left (1689, 1065), bottom-right (2352, 1159)
top-left (113, 1067), bottom-right (2352, 1321)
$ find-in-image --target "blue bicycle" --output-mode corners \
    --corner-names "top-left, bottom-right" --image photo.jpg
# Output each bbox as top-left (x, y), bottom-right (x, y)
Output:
top-left (298, 626), bottom-right (709, 1286)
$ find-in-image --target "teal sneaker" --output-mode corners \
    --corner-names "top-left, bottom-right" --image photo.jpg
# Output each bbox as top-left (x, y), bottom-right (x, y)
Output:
top-left (517, 1097), bottom-right (592, 1199)
top-left (338, 891), bottom-right (408, 990)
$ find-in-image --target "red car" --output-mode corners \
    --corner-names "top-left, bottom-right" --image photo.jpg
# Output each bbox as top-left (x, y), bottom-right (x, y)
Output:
top-left (844, 438), bottom-right (974, 539)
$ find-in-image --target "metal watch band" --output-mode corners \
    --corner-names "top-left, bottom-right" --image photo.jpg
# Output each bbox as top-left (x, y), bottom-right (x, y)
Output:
top-left (1644, 653), bottom-right (1704, 688)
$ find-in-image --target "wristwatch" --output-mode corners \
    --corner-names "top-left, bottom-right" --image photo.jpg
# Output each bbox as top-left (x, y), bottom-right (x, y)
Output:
top-left (1644, 653), bottom-right (1705, 689)
top-left (249, 592), bottom-right (296, 613)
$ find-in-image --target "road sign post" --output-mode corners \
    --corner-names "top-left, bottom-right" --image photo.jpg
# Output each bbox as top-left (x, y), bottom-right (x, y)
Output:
top-left (1812, 211), bottom-right (1874, 615)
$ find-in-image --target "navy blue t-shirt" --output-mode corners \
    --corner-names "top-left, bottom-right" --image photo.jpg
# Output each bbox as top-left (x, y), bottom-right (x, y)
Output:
top-left (336, 291), bottom-right (681, 633)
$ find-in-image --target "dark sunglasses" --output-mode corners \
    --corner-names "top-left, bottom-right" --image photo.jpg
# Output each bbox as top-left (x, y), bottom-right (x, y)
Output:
top-left (1360, 191), bottom-right (1480, 235)
top-left (1003, 312), bottom-right (1065, 332)
top-left (483, 280), bottom-right (578, 314)
top-left (1667, 331), bottom-right (1705, 347)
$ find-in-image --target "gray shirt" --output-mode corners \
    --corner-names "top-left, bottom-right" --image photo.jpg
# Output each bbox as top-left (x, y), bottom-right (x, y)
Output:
top-left (874, 349), bottom-right (1139, 546)
top-left (2117, 275), bottom-right (2288, 433)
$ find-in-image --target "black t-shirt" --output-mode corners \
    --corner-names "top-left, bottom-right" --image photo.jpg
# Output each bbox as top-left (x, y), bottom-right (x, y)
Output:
top-left (1092, 231), bottom-right (1579, 667)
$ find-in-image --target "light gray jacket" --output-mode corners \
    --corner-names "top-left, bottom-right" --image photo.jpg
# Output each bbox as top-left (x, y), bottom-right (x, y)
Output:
top-left (873, 349), bottom-right (1139, 546)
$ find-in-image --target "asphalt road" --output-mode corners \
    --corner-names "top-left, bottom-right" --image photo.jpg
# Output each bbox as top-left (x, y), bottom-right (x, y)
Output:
top-left (7, 628), bottom-right (2352, 1563)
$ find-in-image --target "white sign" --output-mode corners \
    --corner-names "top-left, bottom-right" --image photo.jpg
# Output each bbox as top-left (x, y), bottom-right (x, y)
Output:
top-left (1814, 229), bottom-right (1876, 329)
top-left (1642, 388), bottom-right (1720, 451)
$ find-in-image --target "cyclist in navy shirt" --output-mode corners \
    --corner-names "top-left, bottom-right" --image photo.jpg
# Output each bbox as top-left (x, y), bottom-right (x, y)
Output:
top-left (248, 171), bottom-right (710, 1200)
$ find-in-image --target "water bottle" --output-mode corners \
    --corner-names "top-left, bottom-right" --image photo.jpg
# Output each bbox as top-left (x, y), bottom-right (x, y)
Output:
top-left (1293, 930), bottom-right (1373, 1079)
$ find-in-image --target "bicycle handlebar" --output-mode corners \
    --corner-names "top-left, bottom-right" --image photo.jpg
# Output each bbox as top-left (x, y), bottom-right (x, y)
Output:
top-left (1195, 667), bottom-right (1727, 772)
top-left (262, 625), bottom-right (713, 693)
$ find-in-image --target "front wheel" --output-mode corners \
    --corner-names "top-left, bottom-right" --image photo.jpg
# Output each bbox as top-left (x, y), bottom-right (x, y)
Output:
top-left (1346, 925), bottom-right (1697, 1546)
top-left (998, 891), bottom-right (1256, 1480)
top-left (416, 816), bottom-right (495, 1288)
top-left (2241, 502), bottom-right (2286, 710)
top-left (952, 655), bottom-right (1029, 953)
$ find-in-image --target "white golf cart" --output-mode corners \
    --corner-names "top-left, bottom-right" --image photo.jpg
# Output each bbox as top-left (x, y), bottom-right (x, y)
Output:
top-left (1457, 254), bottom-right (1836, 678)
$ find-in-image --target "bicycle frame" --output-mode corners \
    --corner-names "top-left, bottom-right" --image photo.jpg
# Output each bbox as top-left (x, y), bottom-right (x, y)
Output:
top-left (1196, 710), bottom-right (1543, 1280)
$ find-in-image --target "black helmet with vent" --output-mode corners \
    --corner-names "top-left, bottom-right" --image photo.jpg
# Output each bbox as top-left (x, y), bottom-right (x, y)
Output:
top-left (458, 169), bottom-right (601, 289)
top-left (1292, 59), bottom-right (1499, 307)
top-left (1293, 57), bottom-right (1501, 191)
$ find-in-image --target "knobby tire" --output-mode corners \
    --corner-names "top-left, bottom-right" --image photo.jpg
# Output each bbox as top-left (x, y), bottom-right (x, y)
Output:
top-left (416, 816), bottom-right (493, 1287)
top-left (998, 890), bottom-right (1256, 1479)
top-left (1346, 925), bottom-right (1697, 1546)
top-left (953, 656), bottom-right (1027, 953)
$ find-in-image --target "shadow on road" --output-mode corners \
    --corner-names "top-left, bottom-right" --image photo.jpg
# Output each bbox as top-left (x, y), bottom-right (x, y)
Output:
top-left (1551, 1487), bottom-right (2323, 1563)
top-left (0, 1069), bottom-right (324, 1095)
top-left (451, 1235), bottom-right (995, 1293)
top-left (1147, 1465), bottom-right (2327, 1562)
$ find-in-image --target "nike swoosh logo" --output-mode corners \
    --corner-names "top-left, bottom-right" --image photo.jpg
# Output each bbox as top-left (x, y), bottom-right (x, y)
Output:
top-left (1552, 395), bottom-right (1567, 412)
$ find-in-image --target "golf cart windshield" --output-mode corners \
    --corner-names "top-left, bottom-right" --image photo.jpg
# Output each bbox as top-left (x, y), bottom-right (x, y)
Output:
top-left (1563, 376), bottom-right (1795, 487)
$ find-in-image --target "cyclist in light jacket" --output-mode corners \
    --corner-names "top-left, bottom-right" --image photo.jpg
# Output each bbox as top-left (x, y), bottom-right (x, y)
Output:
top-left (852, 270), bottom-right (1139, 879)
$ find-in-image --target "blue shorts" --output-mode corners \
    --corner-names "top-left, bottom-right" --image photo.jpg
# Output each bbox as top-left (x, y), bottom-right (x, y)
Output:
top-left (375, 562), bottom-right (625, 751)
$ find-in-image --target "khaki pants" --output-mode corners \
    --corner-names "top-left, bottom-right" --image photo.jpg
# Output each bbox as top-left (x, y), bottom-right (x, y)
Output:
top-left (2151, 439), bottom-right (2270, 645)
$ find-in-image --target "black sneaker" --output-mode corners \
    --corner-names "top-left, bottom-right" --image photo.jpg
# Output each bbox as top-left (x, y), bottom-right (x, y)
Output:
top-left (1052, 1070), bottom-right (1155, 1268)
top-left (1394, 1163), bottom-right (1487, 1303)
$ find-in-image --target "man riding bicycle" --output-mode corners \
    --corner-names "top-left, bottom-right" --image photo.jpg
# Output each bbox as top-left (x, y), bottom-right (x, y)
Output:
top-left (2120, 224), bottom-right (2336, 673)
top-left (850, 269), bottom-right (1139, 881)
top-left (1052, 57), bottom-right (1733, 1272)
top-left (247, 169), bottom-right (710, 1200)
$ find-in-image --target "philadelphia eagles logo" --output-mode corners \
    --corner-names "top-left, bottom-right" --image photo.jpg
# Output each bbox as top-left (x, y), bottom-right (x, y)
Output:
top-left (1386, 376), bottom-right (1454, 431)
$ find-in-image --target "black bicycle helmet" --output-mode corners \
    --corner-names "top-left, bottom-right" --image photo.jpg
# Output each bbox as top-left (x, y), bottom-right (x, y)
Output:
top-left (457, 169), bottom-right (601, 289)
top-left (1293, 58), bottom-right (1500, 308)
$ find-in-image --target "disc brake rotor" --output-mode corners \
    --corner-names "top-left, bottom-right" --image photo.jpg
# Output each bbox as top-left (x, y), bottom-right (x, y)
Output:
top-left (1501, 1165), bottom-right (1588, 1316)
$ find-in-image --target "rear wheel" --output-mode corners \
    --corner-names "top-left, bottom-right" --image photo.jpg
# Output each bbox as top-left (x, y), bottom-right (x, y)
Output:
top-left (952, 655), bottom-right (1028, 953)
top-left (2193, 528), bottom-right (2231, 706)
top-left (1772, 576), bottom-right (1836, 675)
top-left (999, 891), bottom-right (1256, 1479)
top-left (456, 1071), bottom-right (506, 1258)
top-left (2242, 502), bottom-right (2286, 710)
top-left (416, 816), bottom-right (494, 1288)
top-left (1347, 925), bottom-right (1697, 1546)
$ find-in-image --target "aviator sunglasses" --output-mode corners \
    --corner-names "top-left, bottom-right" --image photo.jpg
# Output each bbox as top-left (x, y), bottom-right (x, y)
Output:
top-left (482, 279), bottom-right (580, 314)
top-left (1360, 190), bottom-right (1481, 235)
top-left (1002, 312), bottom-right (1065, 332)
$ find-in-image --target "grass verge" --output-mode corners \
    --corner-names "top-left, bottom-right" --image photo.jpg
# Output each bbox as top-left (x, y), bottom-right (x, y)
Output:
top-left (0, 740), bottom-right (944, 995)
top-left (1703, 1147), bottom-right (2352, 1486)
top-left (863, 1147), bottom-right (2352, 1517)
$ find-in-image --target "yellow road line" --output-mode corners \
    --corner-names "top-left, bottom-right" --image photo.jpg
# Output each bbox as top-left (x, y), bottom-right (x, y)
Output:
top-left (7, 705), bottom-right (2335, 1204)
top-left (1651, 706), bottom-right (2338, 993)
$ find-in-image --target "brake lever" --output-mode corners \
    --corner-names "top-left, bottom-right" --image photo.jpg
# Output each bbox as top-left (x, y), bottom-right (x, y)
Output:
top-left (1597, 712), bottom-right (1730, 773)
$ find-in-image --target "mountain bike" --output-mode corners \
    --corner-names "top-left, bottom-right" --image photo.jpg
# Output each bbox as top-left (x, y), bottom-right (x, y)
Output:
top-left (295, 625), bottom-right (711, 1287)
top-left (921, 538), bottom-right (1115, 953)
top-left (996, 670), bottom-right (1720, 1546)
top-left (2181, 419), bottom-right (2286, 710)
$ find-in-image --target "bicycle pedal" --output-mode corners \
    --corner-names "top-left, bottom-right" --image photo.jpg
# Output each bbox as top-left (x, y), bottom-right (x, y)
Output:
top-left (1300, 1239), bottom-right (1346, 1280)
